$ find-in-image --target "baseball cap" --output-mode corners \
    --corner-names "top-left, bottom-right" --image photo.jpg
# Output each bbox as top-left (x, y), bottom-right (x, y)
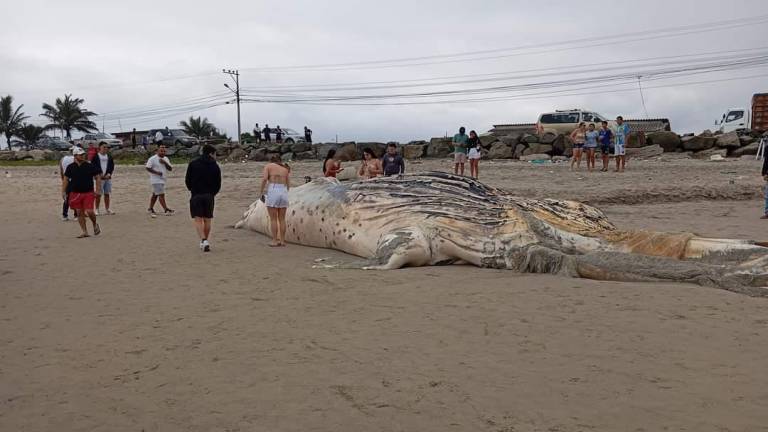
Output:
top-left (72, 147), bottom-right (85, 155)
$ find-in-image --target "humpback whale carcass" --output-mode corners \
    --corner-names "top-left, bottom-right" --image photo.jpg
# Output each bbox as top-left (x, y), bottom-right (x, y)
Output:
top-left (235, 172), bottom-right (768, 296)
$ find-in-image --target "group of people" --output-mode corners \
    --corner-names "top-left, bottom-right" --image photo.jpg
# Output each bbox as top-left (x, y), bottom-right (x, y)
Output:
top-left (322, 143), bottom-right (405, 179)
top-left (569, 116), bottom-right (630, 172)
top-left (252, 124), bottom-right (313, 144)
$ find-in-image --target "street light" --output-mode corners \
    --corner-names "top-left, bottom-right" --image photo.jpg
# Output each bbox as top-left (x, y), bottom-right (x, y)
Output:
top-left (222, 69), bottom-right (241, 144)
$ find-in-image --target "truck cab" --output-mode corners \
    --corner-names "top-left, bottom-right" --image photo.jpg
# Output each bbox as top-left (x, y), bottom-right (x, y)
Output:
top-left (716, 108), bottom-right (750, 133)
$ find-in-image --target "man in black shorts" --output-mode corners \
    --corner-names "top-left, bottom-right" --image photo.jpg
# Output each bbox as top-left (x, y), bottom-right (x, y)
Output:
top-left (184, 145), bottom-right (221, 252)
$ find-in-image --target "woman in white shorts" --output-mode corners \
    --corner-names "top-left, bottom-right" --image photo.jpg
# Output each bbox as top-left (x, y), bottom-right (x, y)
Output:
top-left (467, 130), bottom-right (482, 179)
top-left (260, 155), bottom-right (291, 247)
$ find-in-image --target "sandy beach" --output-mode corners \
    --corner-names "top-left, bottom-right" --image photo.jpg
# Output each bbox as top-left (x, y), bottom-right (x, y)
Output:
top-left (1, 157), bottom-right (767, 431)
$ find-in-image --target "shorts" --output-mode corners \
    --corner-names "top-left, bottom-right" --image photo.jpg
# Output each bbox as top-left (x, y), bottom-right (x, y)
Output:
top-left (190, 193), bottom-right (215, 218)
top-left (454, 152), bottom-right (467, 163)
top-left (151, 183), bottom-right (166, 195)
top-left (468, 149), bottom-right (481, 160)
top-left (614, 144), bottom-right (626, 156)
top-left (584, 144), bottom-right (597, 150)
top-left (600, 144), bottom-right (613, 154)
top-left (100, 179), bottom-right (112, 194)
top-left (265, 183), bottom-right (289, 208)
top-left (69, 192), bottom-right (95, 210)
top-left (572, 143), bottom-right (585, 149)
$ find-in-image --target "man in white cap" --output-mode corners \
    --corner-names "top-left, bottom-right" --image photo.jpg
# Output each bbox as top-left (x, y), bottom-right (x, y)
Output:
top-left (61, 146), bottom-right (101, 237)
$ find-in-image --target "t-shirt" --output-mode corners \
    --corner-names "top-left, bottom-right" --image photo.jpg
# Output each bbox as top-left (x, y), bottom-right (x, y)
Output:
top-left (98, 153), bottom-right (109, 177)
top-left (598, 129), bottom-right (613, 146)
top-left (64, 161), bottom-right (99, 193)
top-left (585, 130), bottom-right (599, 147)
top-left (61, 155), bottom-right (75, 172)
top-left (381, 154), bottom-right (405, 176)
top-left (613, 123), bottom-right (630, 146)
top-left (154, 131), bottom-right (164, 143)
top-left (146, 154), bottom-right (172, 184)
top-left (452, 133), bottom-right (469, 154)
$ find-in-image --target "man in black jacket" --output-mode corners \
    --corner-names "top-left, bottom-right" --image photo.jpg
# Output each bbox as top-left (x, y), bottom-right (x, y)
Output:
top-left (185, 145), bottom-right (222, 252)
top-left (762, 150), bottom-right (768, 219)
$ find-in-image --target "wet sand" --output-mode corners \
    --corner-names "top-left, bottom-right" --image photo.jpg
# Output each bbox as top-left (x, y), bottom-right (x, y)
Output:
top-left (1, 158), bottom-right (767, 431)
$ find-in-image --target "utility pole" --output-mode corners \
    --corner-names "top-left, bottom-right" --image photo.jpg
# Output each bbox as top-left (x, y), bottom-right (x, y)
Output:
top-left (223, 68), bottom-right (241, 143)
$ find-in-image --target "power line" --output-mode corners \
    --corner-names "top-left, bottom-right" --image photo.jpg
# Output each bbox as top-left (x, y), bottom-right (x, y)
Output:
top-left (240, 14), bottom-right (768, 72)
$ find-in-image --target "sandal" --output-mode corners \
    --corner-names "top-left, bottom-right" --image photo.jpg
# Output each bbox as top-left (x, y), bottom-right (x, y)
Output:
top-left (94, 224), bottom-right (101, 236)
top-left (77, 233), bottom-right (90, 239)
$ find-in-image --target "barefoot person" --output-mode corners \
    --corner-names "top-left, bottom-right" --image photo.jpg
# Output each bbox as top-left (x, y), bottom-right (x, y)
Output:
top-left (467, 130), bottom-right (481, 179)
top-left (146, 145), bottom-right (174, 216)
top-left (323, 149), bottom-right (343, 178)
top-left (569, 122), bottom-right (586, 171)
top-left (598, 121), bottom-right (613, 172)
top-left (452, 126), bottom-right (469, 176)
top-left (94, 143), bottom-right (115, 215)
top-left (612, 116), bottom-right (630, 172)
top-left (61, 147), bottom-right (101, 238)
top-left (185, 145), bottom-right (221, 252)
top-left (584, 123), bottom-right (599, 172)
top-left (260, 155), bottom-right (290, 246)
top-left (358, 148), bottom-right (382, 179)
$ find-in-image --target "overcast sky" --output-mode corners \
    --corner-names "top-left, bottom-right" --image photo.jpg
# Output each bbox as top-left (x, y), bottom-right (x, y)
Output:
top-left (1, 0), bottom-right (767, 143)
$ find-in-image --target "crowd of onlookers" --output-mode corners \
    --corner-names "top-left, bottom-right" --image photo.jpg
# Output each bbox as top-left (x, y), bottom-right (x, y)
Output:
top-left (56, 117), bottom-right (768, 248)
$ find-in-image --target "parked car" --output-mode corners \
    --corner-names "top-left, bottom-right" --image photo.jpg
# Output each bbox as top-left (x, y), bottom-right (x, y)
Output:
top-left (79, 132), bottom-right (123, 149)
top-left (534, 109), bottom-right (670, 135)
top-left (146, 129), bottom-right (199, 147)
top-left (36, 136), bottom-right (72, 151)
top-left (277, 128), bottom-right (305, 144)
top-left (715, 92), bottom-right (768, 133)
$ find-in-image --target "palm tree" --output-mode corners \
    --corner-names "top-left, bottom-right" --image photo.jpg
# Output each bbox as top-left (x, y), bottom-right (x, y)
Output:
top-left (40, 94), bottom-right (98, 139)
top-left (179, 116), bottom-right (216, 138)
top-left (0, 95), bottom-right (29, 149)
top-left (18, 124), bottom-right (44, 149)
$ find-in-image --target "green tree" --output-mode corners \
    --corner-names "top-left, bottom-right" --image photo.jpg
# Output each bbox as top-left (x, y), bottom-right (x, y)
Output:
top-left (40, 94), bottom-right (98, 139)
top-left (18, 123), bottom-right (44, 149)
top-left (0, 95), bottom-right (29, 149)
top-left (179, 116), bottom-right (216, 138)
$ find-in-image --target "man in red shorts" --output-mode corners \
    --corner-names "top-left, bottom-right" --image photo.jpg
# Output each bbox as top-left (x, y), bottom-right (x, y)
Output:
top-left (61, 147), bottom-right (101, 238)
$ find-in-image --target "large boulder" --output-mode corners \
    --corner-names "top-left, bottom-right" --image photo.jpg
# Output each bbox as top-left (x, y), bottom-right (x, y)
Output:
top-left (248, 148), bottom-right (268, 161)
top-left (0, 151), bottom-right (14, 161)
top-left (739, 135), bottom-right (756, 146)
top-left (519, 153), bottom-right (551, 162)
top-left (281, 152), bottom-right (295, 162)
top-left (27, 149), bottom-right (49, 161)
top-left (715, 131), bottom-right (740, 149)
top-left (403, 143), bottom-right (427, 159)
top-left (266, 144), bottom-right (282, 153)
top-left (527, 143), bottom-right (553, 155)
top-left (522, 134), bottom-right (539, 144)
top-left (479, 135), bottom-right (497, 148)
top-left (294, 151), bottom-right (316, 160)
top-left (692, 147), bottom-right (727, 160)
top-left (539, 133), bottom-right (558, 144)
top-left (499, 135), bottom-right (521, 146)
top-left (291, 142), bottom-right (309, 153)
top-left (626, 144), bottom-right (663, 159)
top-left (427, 138), bottom-right (453, 158)
top-left (626, 132), bottom-right (649, 148)
top-left (550, 135), bottom-right (566, 155)
top-left (227, 147), bottom-right (248, 161)
top-left (646, 131), bottom-right (681, 152)
top-left (513, 143), bottom-right (527, 159)
top-left (681, 135), bottom-right (717, 151)
top-left (486, 142), bottom-right (514, 159)
top-left (730, 141), bottom-right (761, 157)
top-left (315, 143), bottom-right (338, 159)
top-left (336, 142), bottom-right (359, 162)
top-left (14, 150), bottom-right (31, 160)
top-left (357, 142), bottom-right (385, 158)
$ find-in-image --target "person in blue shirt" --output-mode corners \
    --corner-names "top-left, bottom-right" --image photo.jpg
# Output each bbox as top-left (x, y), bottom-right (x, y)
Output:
top-left (612, 116), bottom-right (631, 172)
top-left (584, 123), bottom-right (599, 172)
top-left (597, 121), bottom-right (613, 172)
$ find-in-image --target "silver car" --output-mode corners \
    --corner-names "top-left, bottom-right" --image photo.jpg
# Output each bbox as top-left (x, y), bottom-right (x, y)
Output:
top-left (80, 132), bottom-right (123, 149)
